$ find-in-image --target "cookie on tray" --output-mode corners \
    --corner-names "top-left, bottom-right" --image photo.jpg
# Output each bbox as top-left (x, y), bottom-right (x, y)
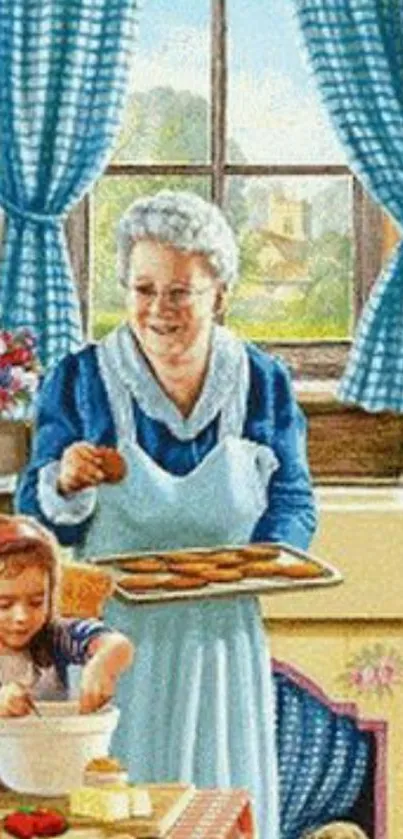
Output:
top-left (239, 544), bottom-right (281, 561)
top-left (205, 552), bottom-right (246, 567)
top-left (163, 576), bottom-right (208, 590)
top-left (118, 573), bottom-right (171, 591)
top-left (119, 558), bottom-right (167, 573)
top-left (168, 561), bottom-right (215, 576)
top-left (277, 561), bottom-right (323, 578)
top-left (163, 551), bottom-right (208, 564)
top-left (242, 560), bottom-right (282, 578)
top-left (199, 567), bottom-right (244, 583)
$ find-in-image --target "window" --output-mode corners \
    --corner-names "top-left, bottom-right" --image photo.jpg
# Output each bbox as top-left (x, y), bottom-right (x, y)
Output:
top-left (68, 0), bottom-right (384, 381)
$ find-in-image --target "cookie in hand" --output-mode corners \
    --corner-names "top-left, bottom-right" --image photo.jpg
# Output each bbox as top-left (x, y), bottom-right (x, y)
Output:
top-left (97, 447), bottom-right (127, 483)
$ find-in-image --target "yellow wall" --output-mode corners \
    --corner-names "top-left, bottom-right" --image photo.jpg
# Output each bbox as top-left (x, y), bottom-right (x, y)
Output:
top-left (261, 487), bottom-right (403, 838)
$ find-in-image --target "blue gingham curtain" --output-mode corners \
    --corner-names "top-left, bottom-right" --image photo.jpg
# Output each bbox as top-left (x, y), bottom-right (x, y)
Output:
top-left (294, 1), bottom-right (403, 412)
top-left (0, 0), bottom-right (137, 367)
top-left (274, 671), bottom-right (370, 839)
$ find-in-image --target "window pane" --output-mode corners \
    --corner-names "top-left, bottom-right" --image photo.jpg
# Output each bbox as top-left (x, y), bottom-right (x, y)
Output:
top-left (92, 176), bottom-right (210, 339)
top-left (227, 1), bottom-right (346, 164)
top-left (224, 176), bottom-right (354, 341)
top-left (112, 1), bottom-right (210, 164)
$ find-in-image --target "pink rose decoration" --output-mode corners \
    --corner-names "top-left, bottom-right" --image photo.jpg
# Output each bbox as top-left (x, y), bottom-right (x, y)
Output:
top-left (341, 647), bottom-right (403, 697)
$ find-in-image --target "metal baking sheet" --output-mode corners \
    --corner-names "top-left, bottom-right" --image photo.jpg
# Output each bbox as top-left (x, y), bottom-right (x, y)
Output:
top-left (91, 543), bottom-right (343, 605)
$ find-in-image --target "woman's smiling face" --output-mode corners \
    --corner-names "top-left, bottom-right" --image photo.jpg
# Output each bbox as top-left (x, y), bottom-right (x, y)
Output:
top-left (127, 239), bottom-right (223, 365)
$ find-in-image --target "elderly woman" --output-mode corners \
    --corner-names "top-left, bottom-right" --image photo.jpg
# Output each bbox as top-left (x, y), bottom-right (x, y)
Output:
top-left (17, 190), bottom-right (317, 839)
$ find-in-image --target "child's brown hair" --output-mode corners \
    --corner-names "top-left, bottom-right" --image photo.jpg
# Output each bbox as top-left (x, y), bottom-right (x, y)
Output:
top-left (0, 514), bottom-right (60, 667)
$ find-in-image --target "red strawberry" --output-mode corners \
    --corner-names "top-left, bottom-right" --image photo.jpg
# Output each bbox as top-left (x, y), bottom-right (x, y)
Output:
top-left (32, 809), bottom-right (68, 837)
top-left (3, 810), bottom-right (35, 839)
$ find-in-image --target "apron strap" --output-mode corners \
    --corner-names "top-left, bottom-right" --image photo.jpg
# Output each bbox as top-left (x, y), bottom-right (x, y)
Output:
top-left (217, 345), bottom-right (250, 440)
top-left (97, 340), bottom-right (138, 444)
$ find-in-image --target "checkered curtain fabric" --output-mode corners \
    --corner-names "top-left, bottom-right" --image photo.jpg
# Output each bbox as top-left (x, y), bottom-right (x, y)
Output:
top-left (294, 1), bottom-right (403, 412)
top-left (274, 671), bottom-right (370, 839)
top-left (0, 0), bottom-right (137, 367)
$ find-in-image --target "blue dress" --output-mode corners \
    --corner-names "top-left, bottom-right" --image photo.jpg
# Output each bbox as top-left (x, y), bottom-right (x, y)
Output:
top-left (16, 326), bottom-right (317, 839)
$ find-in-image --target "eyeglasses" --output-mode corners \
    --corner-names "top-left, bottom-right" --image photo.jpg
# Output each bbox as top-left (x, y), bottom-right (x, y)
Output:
top-left (129, 284), bottom-right (215, 309)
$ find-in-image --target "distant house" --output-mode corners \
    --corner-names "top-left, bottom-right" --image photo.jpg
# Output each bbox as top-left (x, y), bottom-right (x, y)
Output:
top-left (257, 230), bottom-right (308, 282)
top-left (267, 191), bottom-right (312, 241)
top-left (256, 191), bottom-right (311, 293)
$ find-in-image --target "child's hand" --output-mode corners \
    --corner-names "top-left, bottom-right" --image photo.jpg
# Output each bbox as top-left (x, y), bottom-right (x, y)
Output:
top-left (0, 682), bottom-right (32, 717)
top-left (79, 655), bottom-right (116, 714)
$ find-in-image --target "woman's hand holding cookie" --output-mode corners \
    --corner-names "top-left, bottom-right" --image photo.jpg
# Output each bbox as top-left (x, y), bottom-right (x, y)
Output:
top-left (58, 443), bottom-right (128, 495)
top-left (96, 447), bottom-right (127, 483)
top-left (57, 442), bottom-right (105, 495)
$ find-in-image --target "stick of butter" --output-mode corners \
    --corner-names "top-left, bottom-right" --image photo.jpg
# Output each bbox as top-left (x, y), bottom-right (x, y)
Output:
top-left (70, 785), bottom-right (131, 822)
top-left (130, 788), bottom-right (153, 818)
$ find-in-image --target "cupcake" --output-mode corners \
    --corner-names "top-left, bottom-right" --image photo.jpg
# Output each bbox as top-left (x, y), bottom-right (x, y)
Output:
top-left (83, 756), bottom-right (128, 788)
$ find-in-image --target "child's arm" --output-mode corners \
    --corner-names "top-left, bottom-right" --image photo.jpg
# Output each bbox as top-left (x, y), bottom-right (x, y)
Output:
top-left (79, 632), bottom-right (134, 714)
top-left (51, 618), bottom-right (134, 713)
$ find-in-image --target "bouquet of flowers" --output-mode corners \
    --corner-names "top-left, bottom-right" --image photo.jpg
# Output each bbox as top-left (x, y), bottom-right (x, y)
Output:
top-left (0, 328), bottom-right (41, 419)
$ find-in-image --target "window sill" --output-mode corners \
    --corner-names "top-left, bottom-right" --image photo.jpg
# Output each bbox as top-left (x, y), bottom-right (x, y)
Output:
top-left (316, 483), bottom-right (403, 509)
top-left (295, 378), bottom-right (339, 408)
top-left (295, 383), bottom-right (403, 481)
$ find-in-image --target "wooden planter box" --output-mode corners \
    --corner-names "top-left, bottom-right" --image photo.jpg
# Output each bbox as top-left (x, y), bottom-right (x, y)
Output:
top-left (0, 420), bottom-right (30, 475)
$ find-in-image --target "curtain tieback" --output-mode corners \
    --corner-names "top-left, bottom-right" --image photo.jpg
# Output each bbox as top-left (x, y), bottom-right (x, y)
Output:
top-left (0, 194), bottom-right (64, 226)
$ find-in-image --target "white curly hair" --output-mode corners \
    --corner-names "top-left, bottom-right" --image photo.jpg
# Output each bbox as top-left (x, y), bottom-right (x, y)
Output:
top-left (116, 190), bottom-right (239, 289)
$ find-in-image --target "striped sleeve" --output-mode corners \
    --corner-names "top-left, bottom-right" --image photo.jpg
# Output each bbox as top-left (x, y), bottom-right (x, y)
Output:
top-left (51, 617), bottom-right (112, 666)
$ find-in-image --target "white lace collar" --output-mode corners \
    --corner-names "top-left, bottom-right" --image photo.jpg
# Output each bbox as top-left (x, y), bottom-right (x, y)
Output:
top-left (99, 323), bottom-right (249, 441)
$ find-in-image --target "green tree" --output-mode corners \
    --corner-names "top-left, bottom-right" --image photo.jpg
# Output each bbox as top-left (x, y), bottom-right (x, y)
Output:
top-left (304, 232), bottom-right (353, 328)
top-left (238, 230), bottom-right (266, 286)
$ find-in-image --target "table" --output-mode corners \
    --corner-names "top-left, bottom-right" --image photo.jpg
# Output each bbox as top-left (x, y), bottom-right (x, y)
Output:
top-left (167, 790), bottom-right (255, 839)
top-left (0, 788), bottom-right (256, 839)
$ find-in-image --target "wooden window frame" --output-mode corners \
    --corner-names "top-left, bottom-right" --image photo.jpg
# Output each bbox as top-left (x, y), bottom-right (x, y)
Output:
top-left (66, 0), bottom-right (403, 482)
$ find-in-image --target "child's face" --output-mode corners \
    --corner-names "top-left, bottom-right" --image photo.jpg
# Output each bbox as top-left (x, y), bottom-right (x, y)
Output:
top-left (0, 565), bottom-right (50, 651)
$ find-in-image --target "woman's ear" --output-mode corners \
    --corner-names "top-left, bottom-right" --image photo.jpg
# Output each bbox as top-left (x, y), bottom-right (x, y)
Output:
top-left (214, 284), bottom-right (228, 317)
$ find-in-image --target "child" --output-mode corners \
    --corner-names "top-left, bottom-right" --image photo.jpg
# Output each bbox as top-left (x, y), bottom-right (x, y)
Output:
top-left (0, 514), bottom-right (133, 716)
top-left (303, 822), bottom-right (370, 839)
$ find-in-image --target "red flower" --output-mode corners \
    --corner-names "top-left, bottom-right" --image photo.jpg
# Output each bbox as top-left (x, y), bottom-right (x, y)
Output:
top-left (0, 389), bottom-right (11, 410)
top-left (1, 348), bottom-right (32, 367)
top-left (0, 330), bottom-right (39, 417)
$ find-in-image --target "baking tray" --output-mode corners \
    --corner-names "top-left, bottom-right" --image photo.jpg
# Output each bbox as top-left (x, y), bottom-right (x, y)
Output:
top-left (92, 543), bottom-right (343, 604)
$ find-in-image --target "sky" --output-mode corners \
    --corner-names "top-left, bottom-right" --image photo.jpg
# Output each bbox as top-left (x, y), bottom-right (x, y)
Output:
top-left (127, 0), bottom-right (346, 166)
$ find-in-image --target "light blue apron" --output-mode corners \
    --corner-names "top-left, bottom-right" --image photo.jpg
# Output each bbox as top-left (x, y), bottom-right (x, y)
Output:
top-left (77, 337), bottom-right (280, 839)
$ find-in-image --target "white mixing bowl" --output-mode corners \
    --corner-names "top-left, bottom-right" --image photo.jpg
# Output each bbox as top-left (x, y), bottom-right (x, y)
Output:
top-left (0, 701), bottom-right (120, 796)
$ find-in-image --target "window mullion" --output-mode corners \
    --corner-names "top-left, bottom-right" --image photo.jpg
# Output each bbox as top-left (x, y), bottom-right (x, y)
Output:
top-left (353, 178), bottom-right (383, 323)
top-left (65, 196), bottom-right (91, 336)
top-left (211, 0), bottom-right (226, 205)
